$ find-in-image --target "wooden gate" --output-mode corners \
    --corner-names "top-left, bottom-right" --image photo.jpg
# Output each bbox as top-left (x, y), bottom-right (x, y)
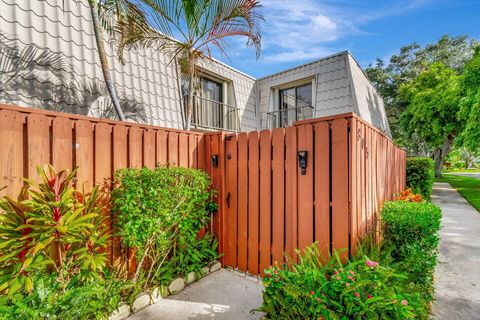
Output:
top-left (218, 113), bottom-right (405, 276)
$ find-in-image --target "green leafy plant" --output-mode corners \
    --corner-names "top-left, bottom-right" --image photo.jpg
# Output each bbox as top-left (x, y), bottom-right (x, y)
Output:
top-left (0, 271), bottom-right (126, 320)
top-left (0, 165), bottom-right (109, 295)
top-left (112, 166), bottom-right (218, 287)
top-left (406, 157), bottom-right (435, 198)
top-left (381, 200), bottom-right (442, 307)
top-left (259, 246), bottom-right (420, 320)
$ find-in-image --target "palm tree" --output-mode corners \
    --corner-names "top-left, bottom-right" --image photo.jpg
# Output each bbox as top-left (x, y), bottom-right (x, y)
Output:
top-left (117, 0), bottom-right (263, 130)
top-left (86, 0), bottom-right (151, 121)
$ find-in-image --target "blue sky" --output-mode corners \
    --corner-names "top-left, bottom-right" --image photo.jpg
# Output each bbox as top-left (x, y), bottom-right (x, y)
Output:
top-left (214, 0), bottom-right (480, 78)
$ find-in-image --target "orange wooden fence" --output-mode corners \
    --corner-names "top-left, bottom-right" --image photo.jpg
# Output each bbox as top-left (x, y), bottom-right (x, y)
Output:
top-left (214, 113), bottom-right (406, 275)
top-left (0, 104), bottom-right (405, 276)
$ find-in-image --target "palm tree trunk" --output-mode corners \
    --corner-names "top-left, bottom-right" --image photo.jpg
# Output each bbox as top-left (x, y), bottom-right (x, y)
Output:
top-left (185, 53), bottom-right (195, 131)
top-left (88, 0), bottom-right (125, 121)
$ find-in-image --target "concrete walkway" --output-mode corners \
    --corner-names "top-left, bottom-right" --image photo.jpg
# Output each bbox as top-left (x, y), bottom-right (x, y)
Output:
top-left (431, 182), bottom-right (480, 319)
top-left (128, 269), bottom-right (264, 320)
top-left (447, 172), bottom-right (480, 179)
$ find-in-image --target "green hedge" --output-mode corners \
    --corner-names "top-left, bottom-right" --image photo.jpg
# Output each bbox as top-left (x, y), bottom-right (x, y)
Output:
top-left (381, 201), bottom-right (442, 308)
top-left (406, 157), bottom-right (435, 199)
top-left (258, 200), bottom-right (442, 320)
top-left (112, 166), bottom-right (218, 287)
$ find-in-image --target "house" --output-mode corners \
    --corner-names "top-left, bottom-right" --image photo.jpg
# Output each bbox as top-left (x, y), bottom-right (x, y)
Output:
top-left (0, 0), bottom-right (391, 137)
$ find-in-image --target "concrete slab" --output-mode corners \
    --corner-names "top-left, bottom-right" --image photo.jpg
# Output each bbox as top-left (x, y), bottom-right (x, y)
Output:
top-left (431, 182), bottom-right (480, 319)
top-left (447, 172), bottom-right (480, 179)
top-left (128, 269), bottom-right (264, 320)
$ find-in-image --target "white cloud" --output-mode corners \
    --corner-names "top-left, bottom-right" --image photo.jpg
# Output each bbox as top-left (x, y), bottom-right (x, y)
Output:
top-left (255, 0), bottom-right (434, 63)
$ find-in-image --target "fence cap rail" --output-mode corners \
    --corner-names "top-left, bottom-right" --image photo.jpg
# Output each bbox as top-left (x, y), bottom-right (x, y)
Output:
top-left (0, 103), bottom-right (204, 136)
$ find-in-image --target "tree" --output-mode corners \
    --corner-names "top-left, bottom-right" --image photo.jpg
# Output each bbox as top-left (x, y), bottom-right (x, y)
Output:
top-left (117, 0), bottom-right (263, 130)
top-left (88, 0), bottom-right (125, 121)
top-left (365, 35), bottom-right (478, 141)
top-left (458, 47), bottom-right (480, 153)
top-left (399, 63), bottom-right (463, 177)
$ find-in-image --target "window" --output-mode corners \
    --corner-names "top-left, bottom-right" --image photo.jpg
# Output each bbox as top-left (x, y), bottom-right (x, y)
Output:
top-left (278, 83), bottom-right (313, 127)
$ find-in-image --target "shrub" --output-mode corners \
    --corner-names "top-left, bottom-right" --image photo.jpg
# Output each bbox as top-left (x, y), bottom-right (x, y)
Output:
top-left (112, 166), bottom-right (218, 287)
top-left (259, 246), bottom-right (421, 320)
top-left (406, 157), bottom-right (435, 199)
top-left (0, 165), bottom-right (108, 295)
top-left (0, 271), bottom-right (125, 320)
top-left (381, 201), bottom-right (442, 299)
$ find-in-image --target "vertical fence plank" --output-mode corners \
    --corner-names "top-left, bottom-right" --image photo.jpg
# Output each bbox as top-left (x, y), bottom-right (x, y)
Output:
top-left (331, 118), bottom-right (349, 260)
top-left (224, 134), bottom-right (238, 268)
top-left (75, 120), bottom-right (94, 191)
top-left (94, 123), bottom-right (112, 184)
top-left (178, 133), bottom-right (189, 167)
top-left (314, 122), bottom-right (330, 257)
top-left (296, 124), bottom-right (314, 252)
top-left (143, 129), bottom-right (156, 169)
top-left (247, 131), bottom-right (260, 275)
top-left (112, 125), bottom-right (128, 267)
top-left (237, 132), bottom-right (249, 271)
top-left (285, 126), bottom-right (298, 260)
top-left (349, 119), bottom-right (358, 252)
top-left (197, 135), bottom-right (206, 170)
top-left (188, 135), bottom-right (198, 168)
top-left (271, 128), bottom-right (285, 264)
top-left (129, 127), bottom-right (143, 168)
top-left (52, 117), bottom-right (73, 172)
top-left (156, 130), bottom-right (168, 166)
top-left (0, 110), bottom-right (24, 197)
top-left (259, 130), bottom-right (271, 275)
top-left (27, 114), bottom-right (50, 182)
top-left (203, 135), bottom-right (212, 233)
top-left (168, 132), bottom-right (179, 166)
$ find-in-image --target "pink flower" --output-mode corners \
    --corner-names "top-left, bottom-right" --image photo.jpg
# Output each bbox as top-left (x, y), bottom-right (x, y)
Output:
top-left (367, 294), bottom-right (373, 299)
top-left (349, 270), bottom-right (355, 275)
top-left (345, 283), bottom-right (350, 287)
top-left (401, 299), bottom-right (408, 306)
top-left (354, 292), bottom-right (360, 298)
top-left (365, 260), bottom-right (379, 268)
top-left (309, 291), bottom-right (315, 295)
top-left (347, 275), bottom-right (354, 280)
top-left (335, 276), bottom-right (341, 280)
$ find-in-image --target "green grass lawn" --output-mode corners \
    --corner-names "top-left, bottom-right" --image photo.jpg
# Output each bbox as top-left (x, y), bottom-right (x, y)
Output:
top-left (438, 174), bottom-right (480, 212)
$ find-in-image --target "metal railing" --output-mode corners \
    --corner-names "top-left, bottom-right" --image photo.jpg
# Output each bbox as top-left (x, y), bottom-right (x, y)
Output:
top-left (267, 104), bottom-right (314, 128)
top-left (186, 95), bottom-right (240, 132)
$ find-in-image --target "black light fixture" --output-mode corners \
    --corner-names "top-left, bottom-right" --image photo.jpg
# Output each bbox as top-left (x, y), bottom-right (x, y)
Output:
top-left (211, 155), bottom-right (219, 168)
top-left (298, 151), bottom-right (308, 175)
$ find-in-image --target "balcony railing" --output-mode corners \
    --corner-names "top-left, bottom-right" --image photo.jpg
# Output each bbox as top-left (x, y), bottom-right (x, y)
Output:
top-left (187, 95), bottom-right (240, 132)
top-left (267, 104), bottom-right (314, 128)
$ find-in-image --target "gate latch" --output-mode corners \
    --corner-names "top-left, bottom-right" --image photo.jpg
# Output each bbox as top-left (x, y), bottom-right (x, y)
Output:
top-left (298, 151), bottom-right (308, 175)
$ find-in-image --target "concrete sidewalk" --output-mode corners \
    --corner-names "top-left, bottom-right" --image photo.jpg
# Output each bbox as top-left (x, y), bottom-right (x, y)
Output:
top-left (431, 182), bottom-right (480, 319)
top-left (128, 269), bottom-right (264, 320)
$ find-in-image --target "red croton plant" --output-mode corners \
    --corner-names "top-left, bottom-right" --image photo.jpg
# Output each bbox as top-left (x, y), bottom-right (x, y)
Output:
top-left (0, 165), bottom-right (109, 295)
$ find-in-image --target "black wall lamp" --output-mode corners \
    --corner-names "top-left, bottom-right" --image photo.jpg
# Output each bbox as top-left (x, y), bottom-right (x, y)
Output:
top-left (211, 155), bottom-right (219, 168)
top-left (298, 151), bottom-right (308, 175)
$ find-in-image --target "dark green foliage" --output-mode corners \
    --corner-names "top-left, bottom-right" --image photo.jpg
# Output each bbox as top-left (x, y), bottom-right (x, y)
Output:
top-left (259, 201), bottom-right (442, 320)
top-left (112, 166), bottom-right (218, 287)
top-left (406, 157), bottom-right (435, 198)
top-left (381, 201), bottom-right (442, 307)
top-left (0, 271), bottom-right (126, 320)
top-left (259, 247), bottom-right (421, 320)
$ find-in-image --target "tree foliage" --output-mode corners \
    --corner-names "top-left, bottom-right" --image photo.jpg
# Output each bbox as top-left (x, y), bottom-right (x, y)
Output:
top-left (365, 35), bottom-right (478, 142)
top-left (398, 63), bottom-right (463, 176)
top-left (458, 48), bottom-right (480, 152)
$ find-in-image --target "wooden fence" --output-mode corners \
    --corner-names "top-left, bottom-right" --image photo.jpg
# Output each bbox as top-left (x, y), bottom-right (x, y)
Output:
top-left (213, 114), bottom-right (406, 275)
top-left (0, 104), bottom-right (405, 276)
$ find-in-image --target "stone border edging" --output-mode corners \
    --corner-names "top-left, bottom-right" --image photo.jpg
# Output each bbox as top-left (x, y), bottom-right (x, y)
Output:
top-left (109, 260), bottom-right (222, 320)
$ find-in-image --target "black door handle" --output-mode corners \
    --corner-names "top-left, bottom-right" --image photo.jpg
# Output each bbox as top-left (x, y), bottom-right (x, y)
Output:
top-left (226, 192), bottom-right (231, 208)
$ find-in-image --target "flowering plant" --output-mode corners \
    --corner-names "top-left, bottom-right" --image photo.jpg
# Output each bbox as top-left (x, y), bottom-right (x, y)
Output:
top-left (394, 188), bottom-right (423, 202)
top-left (259, 245), bottom-right (420, 319)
